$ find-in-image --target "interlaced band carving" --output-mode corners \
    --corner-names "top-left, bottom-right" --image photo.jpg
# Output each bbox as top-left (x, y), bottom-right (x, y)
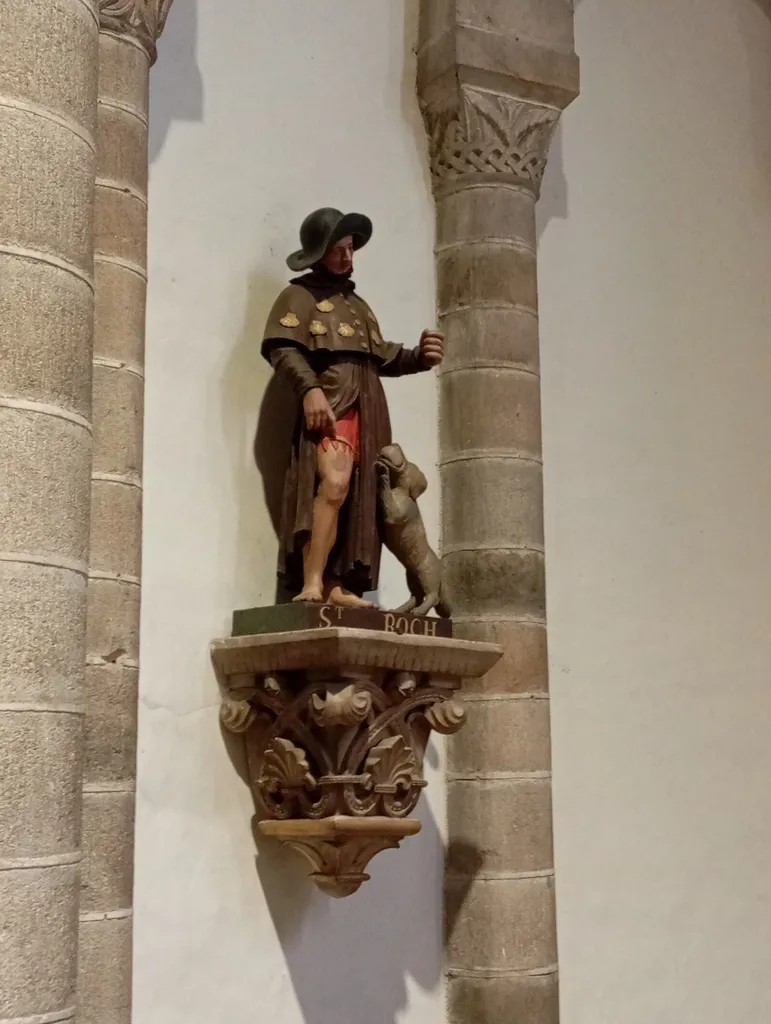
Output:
top-left (426, 87), bottom-right (561, 193)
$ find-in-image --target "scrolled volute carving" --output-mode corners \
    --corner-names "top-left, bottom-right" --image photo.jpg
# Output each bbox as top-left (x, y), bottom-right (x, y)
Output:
top-left (423, 86), bottom-right (561, 194)
top-left (425, 698), bottom-right (466, 735)
top-left (99, 0), bottom-right (174, 62)
top-left (219, 698), bottom-right (257, 734)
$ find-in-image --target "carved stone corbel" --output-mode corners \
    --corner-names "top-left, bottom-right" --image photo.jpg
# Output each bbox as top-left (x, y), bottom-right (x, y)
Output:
top-left (212, 628), bottom-right (501, 897)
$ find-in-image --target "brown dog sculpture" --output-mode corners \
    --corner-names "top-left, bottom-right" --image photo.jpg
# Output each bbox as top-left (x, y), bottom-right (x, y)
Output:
top-left (376, 444), bottom-right (451, 618)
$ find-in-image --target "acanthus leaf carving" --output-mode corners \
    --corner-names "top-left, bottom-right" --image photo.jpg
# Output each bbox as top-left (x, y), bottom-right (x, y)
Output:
top-left (365, 735), bottom-right (418, 794)
top-left (424, 86), bottom-right (561, 193)
top-left (98, 0), bottom-right (174, 62)
top-left (260, 737), bottom-right (316, 793)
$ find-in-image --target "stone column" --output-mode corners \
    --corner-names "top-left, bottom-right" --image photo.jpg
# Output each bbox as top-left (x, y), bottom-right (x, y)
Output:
top-left (79, 3), bottom-right (172, 1021)
top-left (417, 5), bottom-right (578, 1022)
top-left (0, 1), bottom-right (98, 1022)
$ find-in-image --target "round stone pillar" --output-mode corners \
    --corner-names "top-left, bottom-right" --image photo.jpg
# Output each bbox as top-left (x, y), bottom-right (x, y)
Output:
top-left (0, 1), bottom-right (98, 1022)
top-left (78, 4), bottom-right (172, 1022)
top-left (428, 86), bottom-right (563, 1023)
top-left (417, 4), bottom-right (578, 1017)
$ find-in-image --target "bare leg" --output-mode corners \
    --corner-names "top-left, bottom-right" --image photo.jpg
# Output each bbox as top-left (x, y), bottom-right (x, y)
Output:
top-left (293, 443), bottom-right (354, 603)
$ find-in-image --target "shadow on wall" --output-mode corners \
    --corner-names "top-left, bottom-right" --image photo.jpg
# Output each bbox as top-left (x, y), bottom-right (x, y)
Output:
top-left (219, 270), bottom-right (292, 607)
top-left (538, 0), bottom-right (584, 238)
top-left (256, 802), bottom-right (442, 1024)
top-left (221, 723), bottom-right (479, 1024)
top-left (253, 365), bottom-right (296, 605)
top-left (399, 0), bottom-right (434, 201)
top-left (538, 124), bottom-right (570, 240)
top-left (150, 0), bottom-right (204, 163)
top-left (247, 273), bottom-right (295, 604)
top-left (536, 1), bottom-right (581, 235)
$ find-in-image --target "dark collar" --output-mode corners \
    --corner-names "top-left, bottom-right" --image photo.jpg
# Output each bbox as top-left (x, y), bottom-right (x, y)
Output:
top-left (290, 267), bottom-right (356, 300)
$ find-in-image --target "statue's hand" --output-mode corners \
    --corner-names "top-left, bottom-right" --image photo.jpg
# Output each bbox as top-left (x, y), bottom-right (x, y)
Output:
top-left (419, 329), bottom-right (444, 368)
top-left (303, 388), bottom-right (336, 436)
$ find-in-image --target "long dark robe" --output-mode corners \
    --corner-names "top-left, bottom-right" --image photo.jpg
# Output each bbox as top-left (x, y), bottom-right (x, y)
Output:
top-left (264, 268), bottom-right (424, 595)
top-left (278, 357), bottom-right (392, 595)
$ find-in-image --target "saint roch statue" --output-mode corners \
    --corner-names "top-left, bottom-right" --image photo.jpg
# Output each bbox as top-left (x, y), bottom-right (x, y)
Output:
top-left (261, 207), bottom-right (444, 608)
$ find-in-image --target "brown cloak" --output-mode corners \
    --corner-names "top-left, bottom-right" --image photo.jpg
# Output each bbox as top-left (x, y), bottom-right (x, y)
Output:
top-left (262, 277), bottom-right (425, 595)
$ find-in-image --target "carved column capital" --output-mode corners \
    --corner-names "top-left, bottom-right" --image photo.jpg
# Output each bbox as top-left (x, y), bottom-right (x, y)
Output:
top-left (422, 85), bottom-right (562, 196)
top-left (98, 0), bottom-right (174, 62)
top-left (416, 0), bottom-right (579, 196)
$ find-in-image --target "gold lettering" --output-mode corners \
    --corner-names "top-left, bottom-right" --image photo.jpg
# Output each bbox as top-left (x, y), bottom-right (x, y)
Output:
top-left (424, 619), bottom-right (438, 637)
top-left (319, 605), bottom-right (332, 627)
top-left (396, 617), bottom-right (409, 634)
top-left (336, 606), bottom-right (344, 620)
top-left (409, 617), bottom-right (421, 635)
top-left (384, 613), bottom-right (396, 633)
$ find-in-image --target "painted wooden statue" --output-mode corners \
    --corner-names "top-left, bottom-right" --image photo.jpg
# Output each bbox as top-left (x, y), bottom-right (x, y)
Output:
top-left (261, 207), bottom-right (444, 608)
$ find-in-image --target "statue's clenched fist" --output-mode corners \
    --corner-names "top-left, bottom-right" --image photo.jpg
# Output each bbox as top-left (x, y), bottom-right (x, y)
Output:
top-left (419, 329), bottom-right (444, 367)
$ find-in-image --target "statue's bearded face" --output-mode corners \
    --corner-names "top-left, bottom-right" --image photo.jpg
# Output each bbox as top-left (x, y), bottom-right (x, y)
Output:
top-left (322, 235), bottom-right (354, 275)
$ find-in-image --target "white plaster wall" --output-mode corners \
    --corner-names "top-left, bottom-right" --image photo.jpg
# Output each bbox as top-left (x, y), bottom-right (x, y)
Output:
top-left (136, 3), bottom-right (443, 1023)
top-left (139, 0), bottom-right (771, 1022)
top-left (539, 0), bottom-right (771, 1021)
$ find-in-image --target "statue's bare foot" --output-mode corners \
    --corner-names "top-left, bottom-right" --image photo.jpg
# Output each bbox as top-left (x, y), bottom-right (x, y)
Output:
top-left (327, 585), bottom-right (375, 609)
top-left (293, 584), bottom-right (324, 603)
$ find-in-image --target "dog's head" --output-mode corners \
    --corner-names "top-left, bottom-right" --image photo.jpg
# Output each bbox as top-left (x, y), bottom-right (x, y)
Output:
top-left (377, 444), bottom-right (427, 500)
top-left (377, 443), bottom-right (407, 484)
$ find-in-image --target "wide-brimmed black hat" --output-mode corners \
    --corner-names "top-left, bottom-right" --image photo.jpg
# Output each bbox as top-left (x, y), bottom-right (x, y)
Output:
top-left (286, 207), bottom-right (372, 272)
